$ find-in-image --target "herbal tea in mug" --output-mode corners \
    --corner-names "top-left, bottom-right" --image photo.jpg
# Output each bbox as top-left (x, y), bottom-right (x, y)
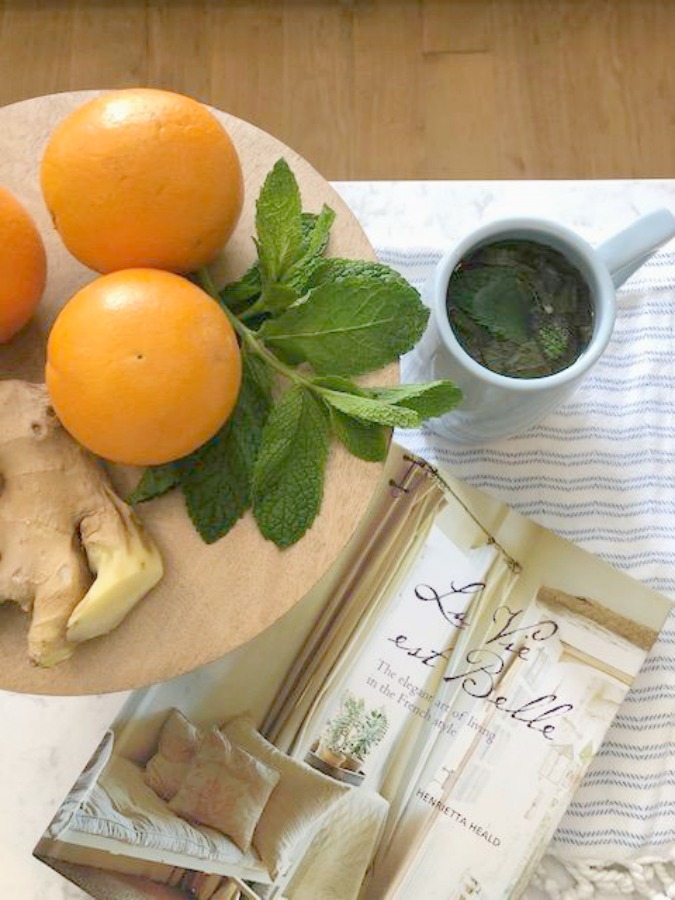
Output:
top-left (445, 240), bottom-right (595, 379)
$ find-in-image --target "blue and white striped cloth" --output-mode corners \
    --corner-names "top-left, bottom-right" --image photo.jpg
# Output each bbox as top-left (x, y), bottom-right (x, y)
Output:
top-left (381, 246), bottom-right (675, 897)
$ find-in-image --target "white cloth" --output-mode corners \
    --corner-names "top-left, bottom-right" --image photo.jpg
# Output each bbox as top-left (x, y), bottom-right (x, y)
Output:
top-left (379, 244), bottom-right (675, 898)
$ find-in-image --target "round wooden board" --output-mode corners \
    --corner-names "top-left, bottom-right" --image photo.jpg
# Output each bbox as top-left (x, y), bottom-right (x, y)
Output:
top-left (0, 90), bottom-right (396, 695)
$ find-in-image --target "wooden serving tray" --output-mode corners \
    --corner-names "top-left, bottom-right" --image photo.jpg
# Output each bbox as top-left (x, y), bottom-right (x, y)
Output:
top-left (0, 91), bottom-right (396, 695)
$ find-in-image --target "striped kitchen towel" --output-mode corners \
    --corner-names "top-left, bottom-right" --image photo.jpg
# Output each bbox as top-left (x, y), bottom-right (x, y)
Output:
top-left (379, 245), bottom-right (675, 899)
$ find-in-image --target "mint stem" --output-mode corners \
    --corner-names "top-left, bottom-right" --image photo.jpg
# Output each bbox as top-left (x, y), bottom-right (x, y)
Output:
top-left (197, 267), bottom-right (315, 391)
top-left (197, 268), bottom-right (415, 420)
top-left (239, 296), bottom-right (268, 322)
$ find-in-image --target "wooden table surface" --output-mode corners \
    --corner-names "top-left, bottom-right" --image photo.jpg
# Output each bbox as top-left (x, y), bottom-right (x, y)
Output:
top-left (0, 0), bottom-right (673, 181)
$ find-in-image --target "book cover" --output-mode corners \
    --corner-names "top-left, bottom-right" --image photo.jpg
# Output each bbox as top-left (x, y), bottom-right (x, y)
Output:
top-left (34, 446), bottom-right (672, 900)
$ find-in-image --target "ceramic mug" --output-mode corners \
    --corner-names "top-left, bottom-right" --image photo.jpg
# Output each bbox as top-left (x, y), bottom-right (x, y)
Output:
top-left (409, 209), bottom-right (675, 444)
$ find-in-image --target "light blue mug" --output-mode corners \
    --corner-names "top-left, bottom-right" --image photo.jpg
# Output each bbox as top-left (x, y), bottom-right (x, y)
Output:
top-left (410, 209), bottom-right (675, 444)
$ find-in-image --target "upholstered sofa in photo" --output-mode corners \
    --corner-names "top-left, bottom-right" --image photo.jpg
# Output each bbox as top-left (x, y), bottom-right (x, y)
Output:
top-left (37, 708), bottom-right (389, 900)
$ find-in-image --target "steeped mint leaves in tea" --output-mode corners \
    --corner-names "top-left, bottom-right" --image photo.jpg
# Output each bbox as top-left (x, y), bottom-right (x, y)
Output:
top-left (446, 240), bottom-right (594, 378)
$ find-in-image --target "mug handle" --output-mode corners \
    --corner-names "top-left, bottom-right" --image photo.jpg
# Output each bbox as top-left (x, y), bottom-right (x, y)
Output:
top-left (596, 208), bottom-right (675, 288)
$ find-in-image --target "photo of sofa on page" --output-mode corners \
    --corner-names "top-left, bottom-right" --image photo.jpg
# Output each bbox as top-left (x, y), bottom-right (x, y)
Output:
top-left (34, 446), bottom-right (673, 900)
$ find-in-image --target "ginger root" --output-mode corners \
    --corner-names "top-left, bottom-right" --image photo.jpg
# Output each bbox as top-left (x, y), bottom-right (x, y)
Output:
top-left (0, 380), bottom-right (163, 667)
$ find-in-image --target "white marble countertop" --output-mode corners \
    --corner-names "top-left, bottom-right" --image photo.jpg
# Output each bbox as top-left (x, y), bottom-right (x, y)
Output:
top-left (3, 179), bottom-right (675, 899)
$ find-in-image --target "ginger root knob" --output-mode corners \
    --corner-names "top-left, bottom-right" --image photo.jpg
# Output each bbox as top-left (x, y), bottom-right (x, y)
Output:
top-left (0, 380), bottom-right (163, 667)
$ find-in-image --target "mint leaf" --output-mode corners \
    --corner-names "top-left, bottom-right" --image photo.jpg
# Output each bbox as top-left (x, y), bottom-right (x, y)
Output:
top-left (281, 256), bottom-right (325, 299)
top-left (481, 338), bottom-right (549, 378)
top-left (219, 264), bottom-right (261, 314)
top-left (321, 388), bottom-right (420, 428)
top-left (180, 352), bottom-right (273, 543)
top-left (330, 410), bottom-right (388, 461)
top-left (180, 430), bottom-right (249, 544)
top-left (252, 385), bottom-right (329, 547)
top-left (255, 205), bottom-right (336, 310)
top-left (368, 381), bottom-right (463, 420)
top-left (308, 258), bottom-right (410, 290)
top-left (311, 374), bottom-right (366, 394)
top-left (312, 375), bottom-right (412, 430)
top-left (256, 159), bottom-right (303, 283)
top-left (449, 269), bottom-right (531, 342)
top-left (127, 464), bottom-right (180, 505)
top-left (298, 204), bottom-right (335, 261)
top-left (260, 275), bottom-right (429, 376)
top-left (314, 376), bottom-right (459, 428)
top-left (449, 268), bottom-right (495, 315)
top-left (473, 277), bottom-right (531, 341)
top-left (301, 212), bottom-right (318, 241)
top-left (538, 320), bottom-right (569, 360)
top-left (256, 282), bottom-right (298, 316)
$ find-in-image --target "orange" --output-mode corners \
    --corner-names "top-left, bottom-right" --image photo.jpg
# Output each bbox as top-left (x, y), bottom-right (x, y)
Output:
top-left (0, 185), bottom-right (47, 343)
top-left (40, 88), bottom-right (244, 274)
top-left (46, 269), bottom-right (242, 466)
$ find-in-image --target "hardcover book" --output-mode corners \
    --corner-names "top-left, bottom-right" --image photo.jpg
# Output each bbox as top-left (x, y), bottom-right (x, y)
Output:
top-left (34, 445), bottom-right (672, 900)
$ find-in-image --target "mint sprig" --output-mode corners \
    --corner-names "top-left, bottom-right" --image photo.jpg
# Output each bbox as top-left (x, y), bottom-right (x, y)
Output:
top-left (129, 158), bottom-right (462, 548)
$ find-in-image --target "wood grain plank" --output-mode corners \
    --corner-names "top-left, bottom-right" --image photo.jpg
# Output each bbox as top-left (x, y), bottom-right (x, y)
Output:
top-left (421, 51), bottom-right (501, 178)
top-left (0, 0), bottom-right (74, 106)
top-left (281, 2), bottom-right (354, 178)
top-left (68, 1), bottom-right (149, 91)
top-left (0, 0), bottom-right (674, 180)
top-left (608, 0), bottom-right (675, 177)
top-left (205, 2), bottom-right (286, 141)
top-left (146, 0), bottom-right (213, 102)
top-left (352, 0), bottom-right (424, 179)
top-left (422, 0), bottom-right (493, 54)
top-left (491, 0), bottom-right (637, 178)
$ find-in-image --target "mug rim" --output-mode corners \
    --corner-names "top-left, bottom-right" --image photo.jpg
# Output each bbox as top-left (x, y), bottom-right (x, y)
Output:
top-left (432, 216), bottom-right (617, 392)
